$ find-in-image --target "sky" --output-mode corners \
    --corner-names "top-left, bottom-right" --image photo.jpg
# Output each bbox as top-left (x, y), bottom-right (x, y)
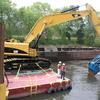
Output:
top-left (11, 0), bottom-right (100, 11)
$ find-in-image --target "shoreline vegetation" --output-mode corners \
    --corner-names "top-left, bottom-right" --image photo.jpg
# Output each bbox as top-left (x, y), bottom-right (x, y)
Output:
top-left (39, 37), bottom-right (100, 47)
top-left (1, 1), bottom-right (100, 47)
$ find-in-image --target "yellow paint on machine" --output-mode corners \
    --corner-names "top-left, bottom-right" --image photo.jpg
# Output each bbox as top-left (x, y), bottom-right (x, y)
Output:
top-left (0, 83), bottom-right (6, 100)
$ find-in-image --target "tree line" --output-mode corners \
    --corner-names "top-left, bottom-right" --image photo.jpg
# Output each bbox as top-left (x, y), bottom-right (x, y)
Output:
top-left (0, 0), bottom-right (97, 46)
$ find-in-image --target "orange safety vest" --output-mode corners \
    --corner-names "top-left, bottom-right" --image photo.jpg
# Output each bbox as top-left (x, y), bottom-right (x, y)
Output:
top-left (60, 66), bottom-right (65, 71)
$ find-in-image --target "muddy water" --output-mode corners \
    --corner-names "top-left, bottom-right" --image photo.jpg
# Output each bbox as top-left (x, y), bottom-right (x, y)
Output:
top-left (10, 60), bottom-right (100, 100)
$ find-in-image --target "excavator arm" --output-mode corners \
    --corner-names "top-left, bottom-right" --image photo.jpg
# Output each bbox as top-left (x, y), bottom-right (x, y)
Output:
top-left (24, 3), bottom-right (100, 44)
top-left (86, 4), bottom-right (100, 36)
top-left (24, 10), bottom-right (89, 43)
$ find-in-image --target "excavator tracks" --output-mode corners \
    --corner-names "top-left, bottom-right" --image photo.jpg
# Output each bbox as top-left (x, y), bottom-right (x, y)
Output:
top-left (4, 57), bottom-right (51, 70)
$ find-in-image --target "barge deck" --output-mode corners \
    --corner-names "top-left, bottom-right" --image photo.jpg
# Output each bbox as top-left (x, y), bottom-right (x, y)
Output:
top-left (6, 69), bottom-right (71, 99)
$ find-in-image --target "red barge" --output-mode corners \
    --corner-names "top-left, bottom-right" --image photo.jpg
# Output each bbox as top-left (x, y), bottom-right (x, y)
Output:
top-left (6, 69), bottom-right (71, 99)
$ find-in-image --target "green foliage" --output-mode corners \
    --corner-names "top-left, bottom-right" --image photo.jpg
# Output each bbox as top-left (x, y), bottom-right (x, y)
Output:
top-left (94, 37), bottom-right (100, 47)
top-left (39, 38), bottom-right (67, 45)
top-left (31, 2), bottom-right (52, 15)
top-left (0, 0), bottom-right (15, 37)
top-left (1, 0), bottom-right (52, 40)
top-left (1, 0), bottom-right (100, 47)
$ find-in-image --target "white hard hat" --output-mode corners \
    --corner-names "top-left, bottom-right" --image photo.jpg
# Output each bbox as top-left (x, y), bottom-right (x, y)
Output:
top-left (62, 63), bottom-right (65, 66)
top-left (59, 61), bottom-right (62, 64)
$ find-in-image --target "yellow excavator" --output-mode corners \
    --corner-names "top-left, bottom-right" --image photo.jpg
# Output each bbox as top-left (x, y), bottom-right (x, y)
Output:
top-left (4, 3), bottom-right (100, 71)
top-left (1, 3), bottom-right (100, 99)
top-left (4, 3), bottom-right (100, 58)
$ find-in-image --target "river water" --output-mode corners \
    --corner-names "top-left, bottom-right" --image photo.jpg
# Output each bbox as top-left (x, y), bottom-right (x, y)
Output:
top-left (10, 60), bottom-right (100, 100)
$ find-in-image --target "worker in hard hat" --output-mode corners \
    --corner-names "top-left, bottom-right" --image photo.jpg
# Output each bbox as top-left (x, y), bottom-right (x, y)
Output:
top-left (57, 61), bottom-right (62, 76)
top-left (60, 63), bottom-right (66, 80)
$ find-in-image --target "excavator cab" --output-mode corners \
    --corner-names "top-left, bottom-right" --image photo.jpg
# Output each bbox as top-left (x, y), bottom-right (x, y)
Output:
top-left (88, 54), bottom-right (100, 76)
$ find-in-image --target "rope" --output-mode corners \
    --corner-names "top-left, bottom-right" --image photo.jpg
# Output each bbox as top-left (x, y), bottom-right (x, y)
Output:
top-left (15, 64), bottom-right (22, 78)
top-left (35, 63), bottom-right (50, 76)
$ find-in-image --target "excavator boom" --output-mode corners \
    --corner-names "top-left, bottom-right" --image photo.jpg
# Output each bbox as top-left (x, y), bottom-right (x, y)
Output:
top-left (24, 11), bottom-right (89, 43)
top-left (86, 4), bottom-right (100, 36)
top-left (24, 4), bottom-right (100, 44)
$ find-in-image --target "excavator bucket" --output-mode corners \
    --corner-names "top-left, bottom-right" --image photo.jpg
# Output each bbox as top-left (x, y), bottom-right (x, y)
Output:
top-left (88, 54), bottom-right (100, 76)
top-left (88, 70), bottom-right (95, 77)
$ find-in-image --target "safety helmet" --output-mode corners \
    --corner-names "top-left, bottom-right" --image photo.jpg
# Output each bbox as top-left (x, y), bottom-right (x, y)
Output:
top-left (59, 61), bottom-right (62, 64)
top-left (62, 63), bottom-right (65, 66)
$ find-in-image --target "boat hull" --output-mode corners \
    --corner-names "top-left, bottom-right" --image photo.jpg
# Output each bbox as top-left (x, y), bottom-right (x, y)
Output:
top-left (6, 70), bottom-right (71, 99)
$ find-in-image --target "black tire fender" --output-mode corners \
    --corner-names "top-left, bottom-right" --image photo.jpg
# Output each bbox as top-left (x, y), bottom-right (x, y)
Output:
top-left (47, 87), bottom-right (56, 93)
top-left (57, 86), bottom-right (65, 91)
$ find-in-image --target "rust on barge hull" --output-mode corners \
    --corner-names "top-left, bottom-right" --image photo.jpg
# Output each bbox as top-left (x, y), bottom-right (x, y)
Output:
top-left (38, 46), bottom-right (100, 61)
